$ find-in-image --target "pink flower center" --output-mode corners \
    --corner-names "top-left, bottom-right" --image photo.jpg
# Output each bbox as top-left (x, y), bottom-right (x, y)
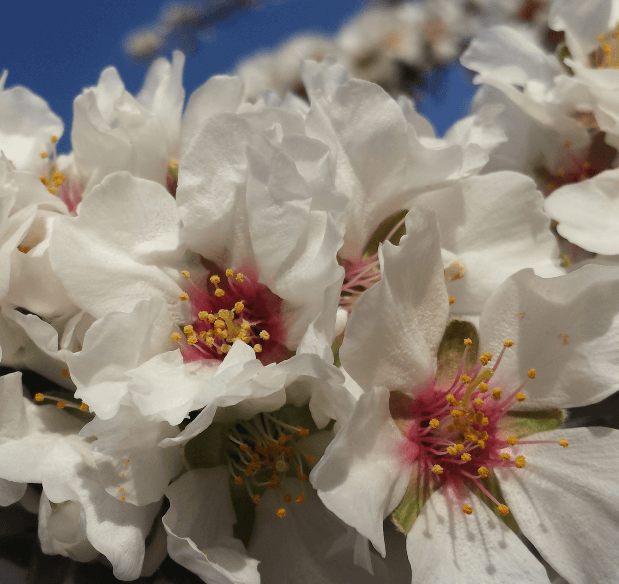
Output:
top-left (394, 339), bottom-right (567, 516)
top-left (174, 266), bottom-right (288, 365)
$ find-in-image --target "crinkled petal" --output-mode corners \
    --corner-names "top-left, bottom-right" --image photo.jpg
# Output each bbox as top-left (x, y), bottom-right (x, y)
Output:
top-left (163, 467), bottom-right (260, 584)
top-left (480, 265), bottom-right (619, 409)
top-left (496, 427), bottom-right (619, 584)
top-left (310, 387), bottom-right (413, 557)
top-left (406, 488), bottom-right (550, 584)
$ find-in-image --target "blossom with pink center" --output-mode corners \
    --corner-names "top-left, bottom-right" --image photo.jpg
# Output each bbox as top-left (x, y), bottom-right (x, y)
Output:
top-left (311, 207), bottom-right (619, 582)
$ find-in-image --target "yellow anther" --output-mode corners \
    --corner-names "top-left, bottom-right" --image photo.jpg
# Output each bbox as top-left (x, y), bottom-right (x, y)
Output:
top-left (464, 432), bottom-right (478, 443)
top-left (181, 270), bottom-right (190, 279)
top-left (446, 394), bottom-right (456, 404)
top-left (528, 368), bottom-right (536, 379)
top-left (463, 338), bottom-right (473, 347)
top-left (208, 314), bottom-right (216, 323)
top-left (276, 508), bottom-right (286, 518)
top-left (516, 392), bottom-right (526, 402)
top-left (429, 418), bottom-right (440, 429)
top-left (559, 438), bottom-right (569, 448)
top-left (500, 452), bottom-right (511, 461)
top-left (119, 496), bottom-right (126, 501)
top-left (497, 504), bottom-right (509, 516)
top-left (253, 494), bottom-right (261, 505)
top-left (503, 340), bottom-right (514, 347)
top-left (60, 369), bottom-right (69, 378)
top-left (296, 494), bottom-right (305, 504)
top-left (283, 493), bottom-right (292, 503)
top-left (234, 302), bottom-right (244, 313)
top-left (461, 453), bottom-right (472, 462)
top-left (234, 476), bottom-right (243, 485)
top-left (473, 398), bottom-right (484, 407)
top-left (198, 311), bottom-right (209, 320)
top-left (462, 504), bottom-right (473, 515)
top-left (171, 332), bottom-right (182, 342)
top-left (449, 296), bottom-right (455, 305)
top-left (187, 335), bottom-right (198, 346)
top-left (179, 292), bottom-right (189, 301)
top-left (514, 455), bottom-right (526, 468)
top-left (47, 187), bottom-right (57, 195)
top-left (455, 443), bottom-right (465, 452)
top-left (56, 400), bottom-right (66, 409)
top-left (236, 272), bottom-right (244, 283)
top-left (214, 289), bottom-right (225, 297)
top-left (480, 417), bottom-right (489, 426)
top-left (478, 383), bottom-right (488, 393)
top-left (221, 344), bottom-right (231, 354)
top-left (35, 393), bottom-right (44, 402)
top-left (461, 375), bottom-right (472, 384)
top-left (432, 464), bottom-right (444, 475)
top-left (480, 431), bottom-right (488, 440)
top-left (210, 275), bottom-right (221, 284)
top-left (214, 319), bottom-right (225, 328)
top-left (225, 269), bottom-right (234, 278)
top-left (506, 436), bottom-right (518, 446)
top-left (446, 446), bottom-right (457, 455)
top-left (259, 330), bottom-right (270, 340)
top-left (80, 403), bottom-right (89, 411)
top-left (40, 176), bottom-right (49, 185)
top-left (306, 455), bottom-right (316, 464)
top-left (254, 344), bottom-right (263, 353)
top-left (218, 309), bottom-right (230, 319)
top-left (52, 170), bottom-right (65, 186)
top-left (183, 325), bottom-right (194, 335)
top-left (451, 409), bottom-right (464, 418)
top-left (477, 439), bottom-right (486, 449)
top-left (478, 466), bottom-right (489, 478)
top-left (40, 152), bottom-right (48, 159)
top-left (205, 337), bottom-right (214, 347)
top-left (51, 135), bottom-right (58, 144)
top-left (492, 388), bottom-right (502, 400)
top-left (479, 351), bottom-right (493, 365)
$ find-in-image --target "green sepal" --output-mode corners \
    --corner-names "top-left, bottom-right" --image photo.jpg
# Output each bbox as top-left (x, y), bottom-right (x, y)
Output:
top-left (435, 319), bottom-right (479, 387)
top-left (391, 469), bottom-right (438, 534)
top-left (498, 409), bottom-right (565, 440)
top-left (362, 209), bottom-right (408, 257)
top-left (182, 422), bottom-right (228, 470)
top-left (468, 471), bottom-right (521, 536)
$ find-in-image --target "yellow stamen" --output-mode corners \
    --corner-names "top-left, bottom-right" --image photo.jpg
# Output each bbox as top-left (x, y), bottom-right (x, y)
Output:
top-left (296, 494), bottom-right (305, 504)
top-left (559, 438), bottom-right (569, 448)
top-left (183, 325), bottom-right (194, 335)
top-left (40, 152), bottom-right (48, 159)
top-left (210, 275), bottom-right (221, 284)
top-left (214, 289), bottom-right (225, 297)
top-left (51, 135), bottom-right (58, 144)
top-left (254, 344), bottom-right (263, 353)
top-left (514, 455), bottom-right (526, 468)
top-left (253, 494), bottom-right (261, 505)
top-left (259, 330), bottom-right (270, 340)
top-left (198, 311), bottom-right (209, 320)
top-left (506, 436), bottom-right (518, 446)
top-left (461, 453), bottom-right (472, 462)
top-left (80, 403), bottom-right (89, 412)
top-left (181, 270), bottom-right (190, 279)
top-left (497, 504), bottom-right (509, 516)
top-left (171, 332), bottom-right (182, 342)
top-left (478, 382), bottom-right (488, 393)
top-left (500, 452), bottom-right (511, 461)
top-left (516, 392), bottom-right (526, 402)
top-left (463, 338), bottom-right (473, 347)
top-left (234, 302), bottom-right (244, 313)
top-left (478, 466), bottom-right (489, 478)
top-left (473, 398), bottom-right (484, 407)
top-left (432, 464), bottom-right (443, 474)
top-left (276, 508), bottom-right (286, 518)
top-left (492, 388), bottom-right (502, 400)
top-left (446, 394), bottom-right (456, 404)
top-left (503, 340), bottom-right (514, 347)
top-left (179, 292), bottom-right (189, 301)
top-left (449, 296), bottom-right (455, 305)
top-left (429, 418), bottom-right (440, 429)
top-left (528, 368), bottom-right (536, 379)
top-left (56, 400), bottom-right (66, 409)
top-left (35, 393), bottom-right (44, 402)
top-left (462, 504), bottom-right (473, 515)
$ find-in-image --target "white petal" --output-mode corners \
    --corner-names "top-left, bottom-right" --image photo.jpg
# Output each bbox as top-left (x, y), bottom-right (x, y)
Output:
top-left (0, 478), bottom-right (26, 506)
top-left (310, 387), bottom-right (413, 557)
top-left (414, 172), bottom-right (563, 317)
top-left (340, 207), bottom-right (448, 392)
top-left (80, 407), bottom-right (182, 505)
top-left (496, 427), bottom-right (619, 584)
top-left (407, 488), bottom-right (550, 584)
top-left (480, 265), bottom-right (619, 409)
top-left (163, 467), bottom-right (260, 584)
top-left (49, 172), bottom-right (187, 322)
top-left (545, 168), bottom-right (619, 255)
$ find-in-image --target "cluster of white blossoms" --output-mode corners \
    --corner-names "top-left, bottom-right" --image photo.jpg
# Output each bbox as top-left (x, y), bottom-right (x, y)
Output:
top-left (1, 0), bottom-right (619, 582)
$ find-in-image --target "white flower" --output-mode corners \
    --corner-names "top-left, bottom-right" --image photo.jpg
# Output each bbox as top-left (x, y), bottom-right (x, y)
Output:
top-left (311, 207), bottom-right (619, 582)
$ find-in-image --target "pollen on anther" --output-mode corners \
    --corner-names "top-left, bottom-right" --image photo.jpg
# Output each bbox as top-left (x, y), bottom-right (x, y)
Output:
top-left (429, 418), bottom-right (440, 429)
top-left (449, 297), bottom-right (455, 305)
top-left (254, 344), bottom-right (263, 353)
top-left (446, 394), bottom-right (456, 404)
top-left (461, 453), bottom-right (472, 462)
top-left (234, 302), bottom-right (244, 313)
top-left (119, 496), bottom-right (126, 501)
top-left (516, 392), bottom-right (526, 402)
top-left (60, 369), bottom-right (69, 378)
top-left (462, 504), bottom-right (473, 515)
top-left (514, 455), bottom-right (526, 468)
top-left (461, 374), bottom-right (472, 384)
top-left (40, 152), bottom-right (48, 159)
top-left (478, 466), bottom-right (489, 478)
top-left (503, 340), bottom-right (514, 347)
top-left (497, 504), bottom-right (509, 516)
top-left (181, 270), bottom-right (190, 279)
top-left (559, 438), bottom-right (569, 448)
top-left (214, 289), bottom-right (225, 297)
top-left (473, 398), bottom-right (484, 407)
top-left (528, 368), bottom-right (536, 379)
top-left (210, 275), bottom-right (221, 285)
top-left (34, 393), bottom-right (44, 402)
top-left (447, 446), bottom-right (457, 455)
top-left (500, 452), bottom-right (511, 461)
top-left (492, 388), bottom-right (502, 400)
top-left (306, 455), bottom-right (316, 464)
top-left (478, 383), bottom-right (489, 393)
top-left (236, 273), bottom-right (244, 283)
top-left (432, 464), bottom-right (444, 474)
top-left (187, 335), bottom-right (198, 346)
top-left (179, 292), bottom-right (189, 301)
top-left (80, 403), bottom-right (89, 411)
top-left (463, 338), bottom-right (473, 348)
top-left (506, 436), bottom-right (518, 446)
top-left (259, 330), bottom-right (270, 340)
top-left (171, 332), bottom-right (182, 342)
top-left (296, 494), bottom-right (305, 504)
top-left (225, 269), bottom-right (234, 278)
top-left (183, 325), bottom-right (194, 335)
top-left (56, 401), bottom-right (66, 409)
top-left (276, 508), bottom-right (286, 518)
top-left (283, 493), bottom-right (292, 503)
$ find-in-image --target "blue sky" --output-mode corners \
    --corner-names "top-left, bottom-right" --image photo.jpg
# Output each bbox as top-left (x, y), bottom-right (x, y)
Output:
top-left (1, 0), bottom-right (476, 153)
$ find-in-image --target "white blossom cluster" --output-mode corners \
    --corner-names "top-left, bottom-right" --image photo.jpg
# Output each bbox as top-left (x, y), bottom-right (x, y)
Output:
top-left (1, 0), bottom-right (619, 583)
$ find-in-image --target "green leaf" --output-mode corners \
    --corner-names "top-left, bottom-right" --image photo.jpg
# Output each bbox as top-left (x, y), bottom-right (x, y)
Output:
top-left (435, 319), bottom-right (479, 387)
top-left (391, 469), bottom-right (438, 534)
top-left (498, 409), bottom-right (565, 440)
top-left (183, 422), bottom-right (228, 470)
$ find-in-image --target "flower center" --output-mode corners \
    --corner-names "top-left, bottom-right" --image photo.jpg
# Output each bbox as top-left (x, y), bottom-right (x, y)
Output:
top-left (39, 136), bottom-right (83, 215)
top-left (225, 412), bottom-right (314, 517)
top-left (397, 338), bottom-right (568, 516)
top-left (173, 267), bottom-right (287, 364)
top-left (339, 255), bottom-right (381, 311)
